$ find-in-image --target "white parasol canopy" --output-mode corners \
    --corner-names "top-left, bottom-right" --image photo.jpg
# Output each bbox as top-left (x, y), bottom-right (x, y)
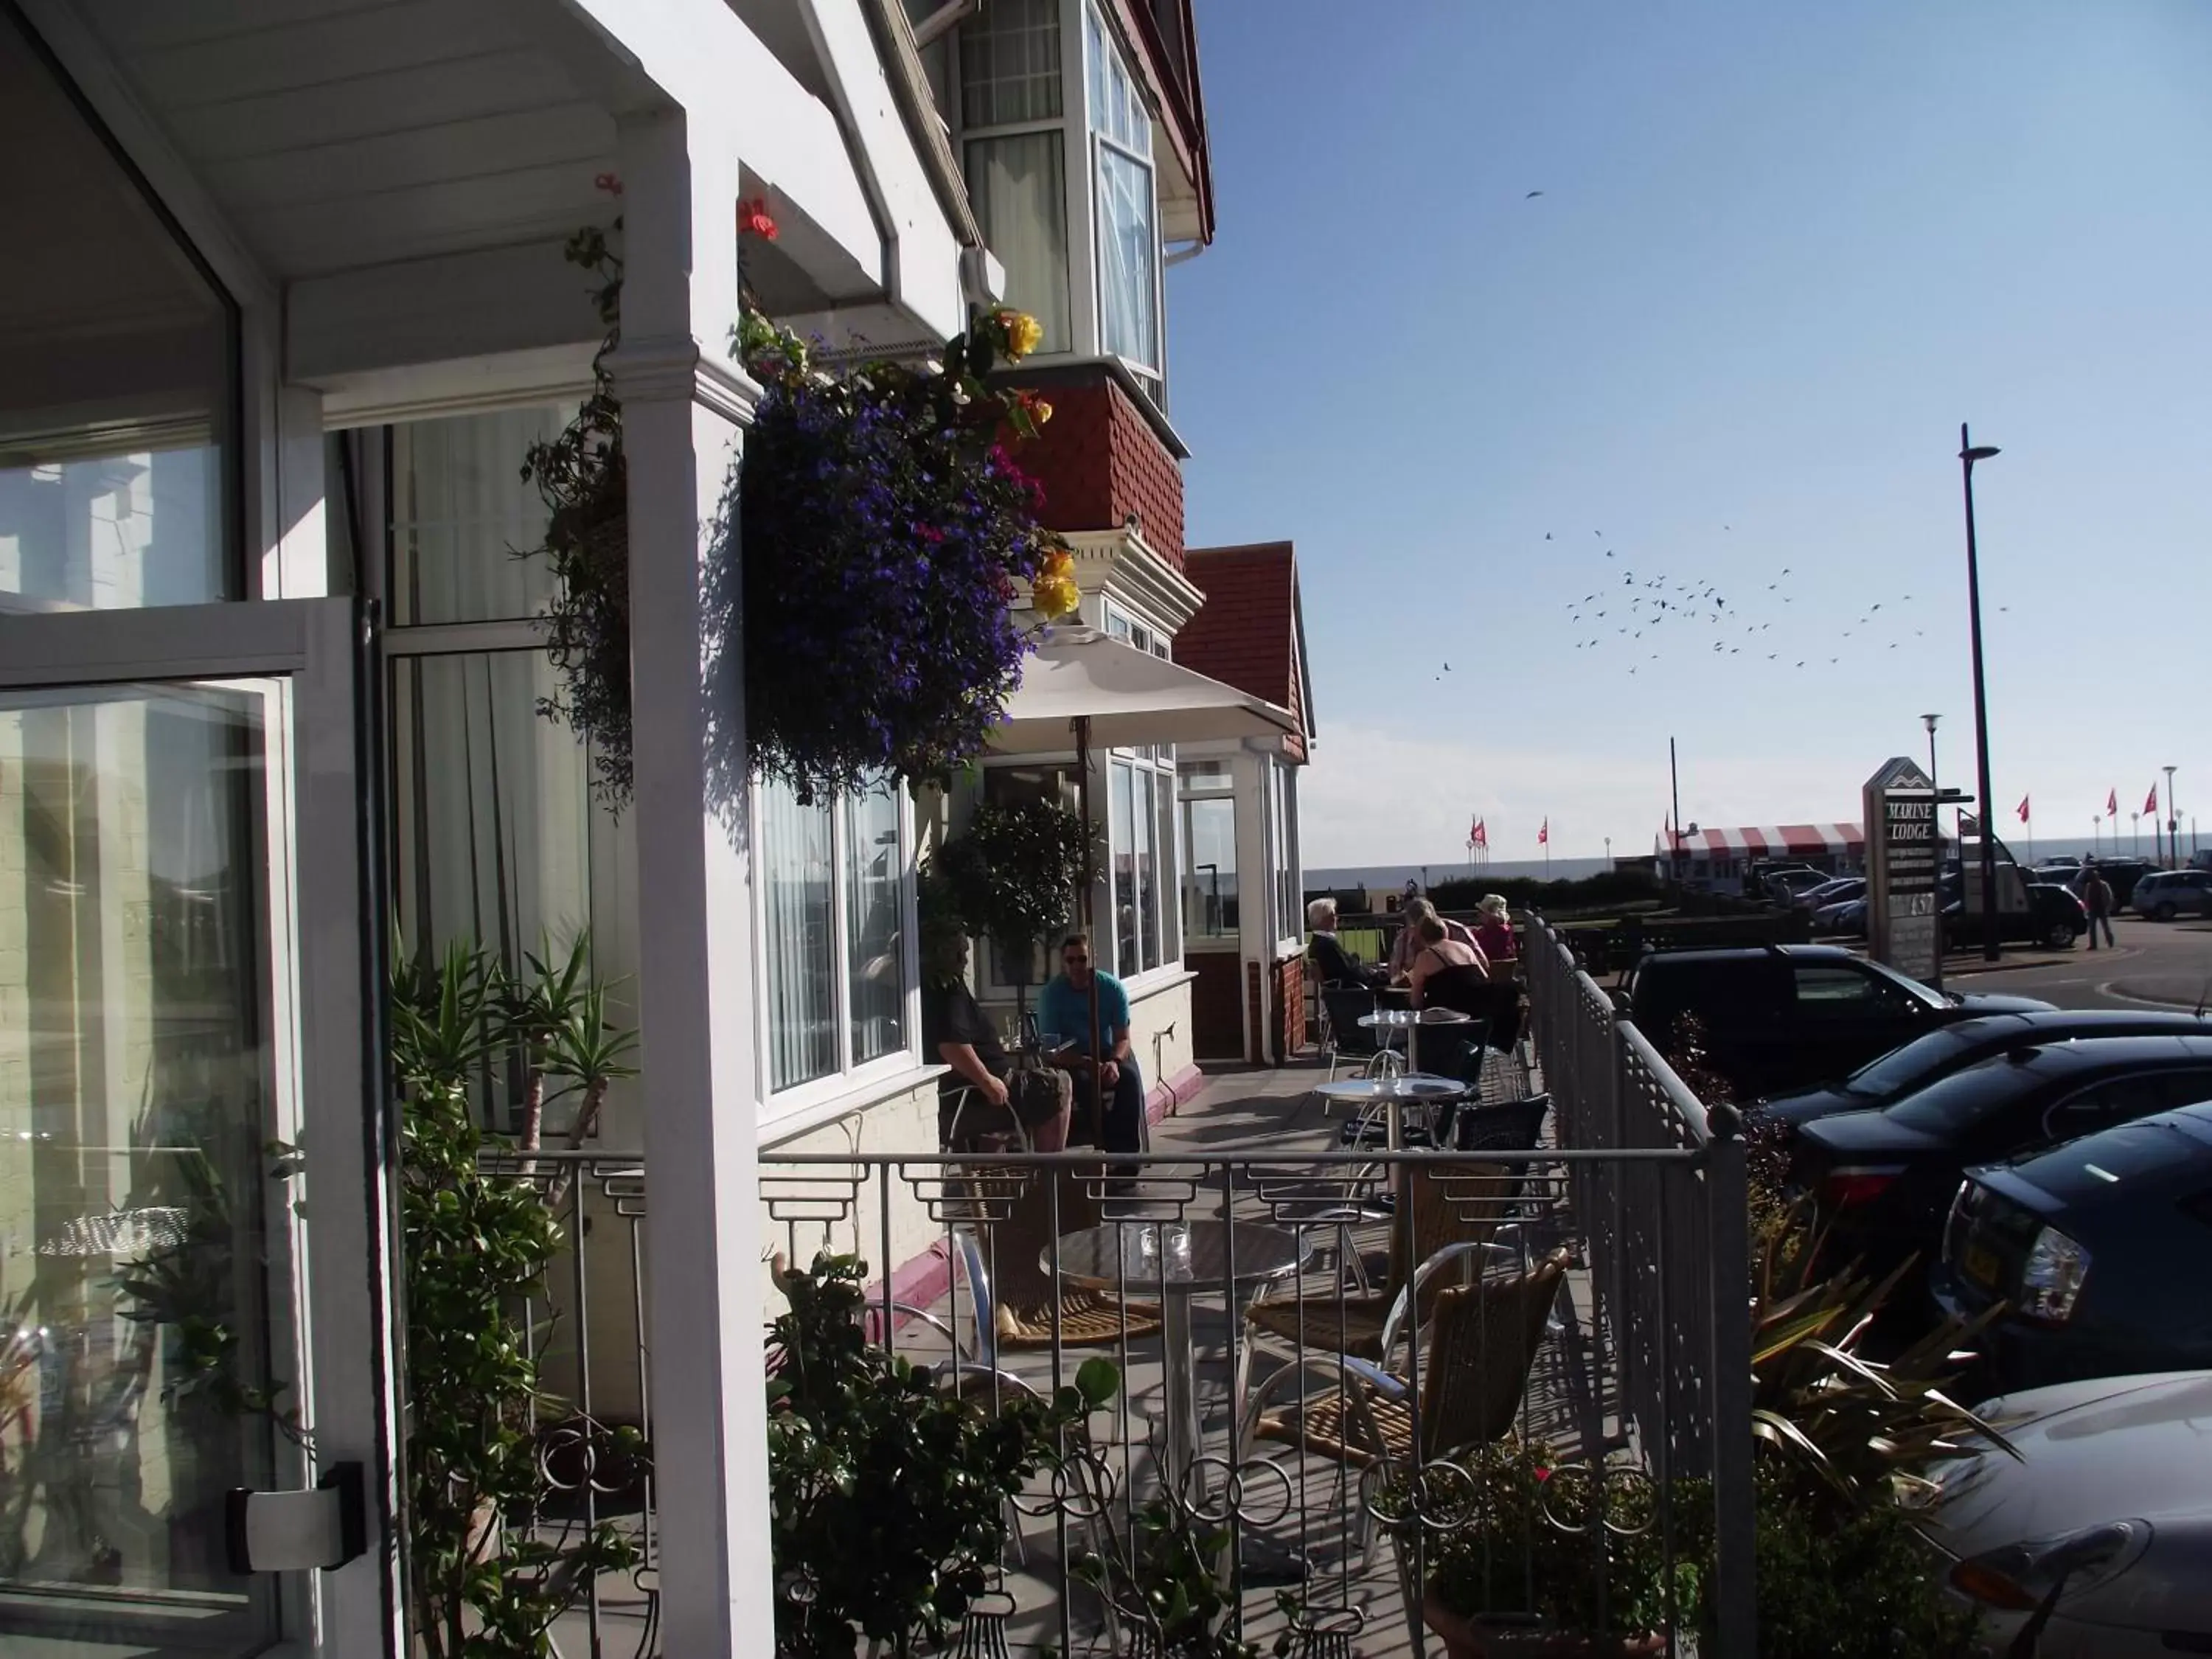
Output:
top-left (988, 627), bottom-right (1302, 752)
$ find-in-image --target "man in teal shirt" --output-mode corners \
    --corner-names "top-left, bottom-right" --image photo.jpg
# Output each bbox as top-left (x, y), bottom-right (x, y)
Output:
top-left (1036, 933), bottom-right (1143, 1155)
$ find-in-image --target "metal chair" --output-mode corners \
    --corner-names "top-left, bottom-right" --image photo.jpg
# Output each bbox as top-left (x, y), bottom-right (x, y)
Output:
top-left (1240, 1250), bottom-right (1569, 1604)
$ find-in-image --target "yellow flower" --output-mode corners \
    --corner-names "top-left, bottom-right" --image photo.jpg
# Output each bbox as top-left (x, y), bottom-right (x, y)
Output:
top-left (1030, 397), bottom-right (1053, 425)
top-left (1032, 573), bottom-right (1080, 620)
top-left (996, 309), bottom-right (1044, 361)
top-left (1040, 546), bottom-right (1075, 580)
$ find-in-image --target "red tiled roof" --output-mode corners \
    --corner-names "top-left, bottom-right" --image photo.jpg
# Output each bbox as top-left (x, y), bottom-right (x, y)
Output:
top-left (1178, 542), bottom-right (1312, 759)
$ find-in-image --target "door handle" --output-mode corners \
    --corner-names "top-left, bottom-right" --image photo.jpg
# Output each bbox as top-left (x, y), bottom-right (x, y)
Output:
top-left (225, 1462), bottom-right (367, 1574)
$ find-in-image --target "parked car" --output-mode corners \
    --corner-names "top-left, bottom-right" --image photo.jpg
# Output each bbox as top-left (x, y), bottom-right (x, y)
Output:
top-left (1789, 1034), bottom-right (2212, 1287)
top-left (1794, 875), bottom-right (1865, 916)
top-left (1938, 877), bottom-right (2087, 949)
top-left (1918, 1370), bottom-right (2212, 1657)
top-left (1621, 945), bottom-right (2053, 1099)
top-left (2040, 858), bottom-right (2155, 906)
top-left (1764, 867), bottom-right (1834, 903)
top-left (1811, 896), bottom-right (1866, 935)
top-left (2130, 869), bottom-right (2212, 921)
top-left (1756, 1008), bottom-right (2212, 1131)
top-left (1933, 1102), bottom-right (2212, 1392)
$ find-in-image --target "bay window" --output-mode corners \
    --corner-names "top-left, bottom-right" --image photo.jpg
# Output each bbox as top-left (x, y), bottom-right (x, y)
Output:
top-left (961, 0), bottom-right (1071, 352)
top-left (1180, 764), bottom-right (1237, 942)
top-left (1086, 3), bottom-right (1159, 375)
top-left (1269, 760), bottom-right (1301, 945)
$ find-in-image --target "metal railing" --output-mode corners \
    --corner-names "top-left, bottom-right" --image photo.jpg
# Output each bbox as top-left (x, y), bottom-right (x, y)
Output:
top-left (470, 1101), bottom-right (1760, 1655)
top-left (1522, 917), bottom-right (1756, 1654)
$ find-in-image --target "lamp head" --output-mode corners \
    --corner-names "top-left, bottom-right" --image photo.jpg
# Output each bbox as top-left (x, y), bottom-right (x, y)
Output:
top-left (1921, 712), bottom-right (1941, 734)
top-left (1961, 444), bottom-right (2000, 464)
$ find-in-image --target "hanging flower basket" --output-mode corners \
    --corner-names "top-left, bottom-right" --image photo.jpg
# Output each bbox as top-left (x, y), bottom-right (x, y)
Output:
top-left (521, 194), bottom-right (1075, 808)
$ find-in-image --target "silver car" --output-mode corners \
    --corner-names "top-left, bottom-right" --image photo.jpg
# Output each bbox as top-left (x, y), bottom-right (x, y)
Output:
top-left (2130, 869), bottom-right (2212, 921)
top-left (1920, 1370), bottom-right (2212, 1655)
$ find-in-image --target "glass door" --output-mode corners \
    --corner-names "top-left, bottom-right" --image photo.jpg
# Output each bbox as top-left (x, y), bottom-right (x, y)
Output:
top-left (0, 601), bottom-right (393, 1659)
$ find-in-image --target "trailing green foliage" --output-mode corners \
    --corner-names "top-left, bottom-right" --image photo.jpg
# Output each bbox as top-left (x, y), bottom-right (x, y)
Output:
top-left (394, 941), bottom-right (638, 1659)
top-left (765, 1253), bottom-right (1106, 1657)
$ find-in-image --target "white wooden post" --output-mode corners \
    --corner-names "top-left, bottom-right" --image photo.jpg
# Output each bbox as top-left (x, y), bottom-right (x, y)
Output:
top-left (608, 110), bottom-right (773, 1659)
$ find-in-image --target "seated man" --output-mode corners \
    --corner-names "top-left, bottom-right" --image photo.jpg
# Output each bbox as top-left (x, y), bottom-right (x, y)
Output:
top-left (924, 936), bottom-right (1068, 1150)
top-left (1034, 933), bottom-right (1144, 1157)
top-left (1306, 897), bottom-right (1388, 988)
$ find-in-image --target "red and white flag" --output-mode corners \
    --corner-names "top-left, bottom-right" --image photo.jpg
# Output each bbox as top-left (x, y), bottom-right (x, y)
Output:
top-left (2107, 787), bottom-right (2118, 816)
top-left (2017, 793), bottom-right (2031, 823)
top-left (1537, 818), bottom-right (1550, 846)
top-left (1467, 816), bottom-right (1488, 850)
top-left (2146, 784), bottom-right (2163, 816)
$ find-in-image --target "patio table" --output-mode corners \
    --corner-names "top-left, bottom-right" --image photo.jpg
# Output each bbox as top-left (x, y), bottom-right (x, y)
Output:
top-left (1357, 1006), bottom-right (1472, 1075)
top-left (1048, 1219), bottom-right (1309, 1486)
top-left (1313, 1073), bottom-right (1465, 1152)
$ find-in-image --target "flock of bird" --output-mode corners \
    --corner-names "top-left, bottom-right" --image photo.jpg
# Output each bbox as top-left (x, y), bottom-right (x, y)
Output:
top-left (1528, 526), bottom-right (1972, 679)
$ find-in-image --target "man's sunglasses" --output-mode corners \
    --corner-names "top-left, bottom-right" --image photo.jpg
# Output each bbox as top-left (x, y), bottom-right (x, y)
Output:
top-left (1063, 954), bottom-right (1091, 966)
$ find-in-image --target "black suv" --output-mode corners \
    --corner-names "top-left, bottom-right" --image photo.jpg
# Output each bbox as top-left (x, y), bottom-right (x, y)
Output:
top-left (1621, 945), bottom-right (2055, 1099)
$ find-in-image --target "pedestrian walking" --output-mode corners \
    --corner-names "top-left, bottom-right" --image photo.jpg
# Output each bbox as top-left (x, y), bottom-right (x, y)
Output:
top-left (2082, 861), bottom-right (2116, 950)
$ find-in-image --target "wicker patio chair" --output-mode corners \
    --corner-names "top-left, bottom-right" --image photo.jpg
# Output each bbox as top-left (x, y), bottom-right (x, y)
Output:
top-left (1240, 1162), bottom-right (1513, 1367)
top-left (958, 1158), bottom-right (1164, 1350)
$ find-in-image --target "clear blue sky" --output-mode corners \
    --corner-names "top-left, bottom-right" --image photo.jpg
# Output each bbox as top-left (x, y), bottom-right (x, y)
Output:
top-left (1168, 0), bottom-right (2212, 866)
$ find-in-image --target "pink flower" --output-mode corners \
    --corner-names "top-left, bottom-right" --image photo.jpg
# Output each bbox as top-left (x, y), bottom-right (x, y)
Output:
top-left (739, 196), bottom-right (779, 240)
top-left (1534, 1467), bottom-right (1553, 1483)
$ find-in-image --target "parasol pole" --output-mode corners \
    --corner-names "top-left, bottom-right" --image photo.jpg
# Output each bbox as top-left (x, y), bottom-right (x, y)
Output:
top-left (1075, 715), bottom-right (1105, 1138)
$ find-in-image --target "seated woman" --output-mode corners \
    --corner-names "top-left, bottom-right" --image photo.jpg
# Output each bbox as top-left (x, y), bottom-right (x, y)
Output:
top-left (1405, 914), bottom-right (1494, 1018)
top-left (1388, 897), bottom-right (1478, 981)
top-left (1307, 897), bottom-right (1387, 988)
top-left (1472, 893), bottom-right (1518, 962)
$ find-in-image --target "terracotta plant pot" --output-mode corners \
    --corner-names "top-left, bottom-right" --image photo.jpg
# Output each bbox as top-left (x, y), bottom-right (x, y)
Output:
top-left (1422, 1592), bottom-right (1668, 1659)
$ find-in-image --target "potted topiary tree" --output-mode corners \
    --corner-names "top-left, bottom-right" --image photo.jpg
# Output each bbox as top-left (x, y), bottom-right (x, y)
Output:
top-left (931, 798), bottom-right (1091, 1037)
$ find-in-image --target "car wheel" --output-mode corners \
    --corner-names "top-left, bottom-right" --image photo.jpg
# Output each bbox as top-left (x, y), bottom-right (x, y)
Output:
top-left (2154, 902), bottom-right (2179, 922)
top-left (2043, 919), bottom-right (2076, 949)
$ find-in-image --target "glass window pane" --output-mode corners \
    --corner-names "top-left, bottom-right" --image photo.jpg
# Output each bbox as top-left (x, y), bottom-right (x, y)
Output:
top-left (1, 10), bottom-right (234, 610)
top-left (387, 651), bottom-right (638, 1135)
top-left (845, 782), bottom-right (906, 1065)
top-left (0, 685), bottom-right (280, 1647)
top-left (1138, 766), bottom-right (1160, 970)
top-left (1111, 759), bottom-right (1137, 975)
top-left (389, 408), bottom-right (568, 626)
top-left (1184, 794), bottom-right (1237, 940)
top-left (1278, 767), bottom-right (1299, 938)
top-left (762, 779), bottom-right (837, 1091)
top-left (960, 0), bottom-right (1062, 126)
top-left (1096, 145), bottom-right (1158, 369)
top-left (966, 131), bottom-right (1071, 354)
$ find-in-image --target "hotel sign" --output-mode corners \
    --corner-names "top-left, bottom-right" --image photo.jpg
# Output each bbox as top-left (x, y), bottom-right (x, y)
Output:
top-left (1865, 757), bottom-right (1939, 984)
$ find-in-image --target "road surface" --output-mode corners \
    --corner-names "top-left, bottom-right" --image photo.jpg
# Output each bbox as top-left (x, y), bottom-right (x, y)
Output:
top-left (1939, 914), bottom-right (2212, 1011)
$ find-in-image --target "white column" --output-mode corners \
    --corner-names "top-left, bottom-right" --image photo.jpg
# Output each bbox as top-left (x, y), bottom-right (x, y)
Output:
top-left (1234, 751), bottom-right (1271, 1063)
top-left (607, 111), bottom-right (771, 1659)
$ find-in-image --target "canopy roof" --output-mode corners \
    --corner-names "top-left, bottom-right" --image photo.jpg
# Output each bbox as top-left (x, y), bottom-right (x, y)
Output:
top-left (989, 627), bottom-right (1302, 753)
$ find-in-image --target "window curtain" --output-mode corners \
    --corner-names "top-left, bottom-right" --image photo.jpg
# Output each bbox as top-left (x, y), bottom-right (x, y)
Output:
top-left (1095, 145), bottom-right (1158, 369)
top-left (762, 779), bottom-right (836, 1091)
top-left (967, 133), bottom-right (1071, 353)
top-left (390, 409), bottom-right (565, 625)
top-left (386, 411), bottom-right (639, 1137)
top-left (961, 0), bottom-right (1062, 125)
top-left (844, 785), bottom-right (905, 1065)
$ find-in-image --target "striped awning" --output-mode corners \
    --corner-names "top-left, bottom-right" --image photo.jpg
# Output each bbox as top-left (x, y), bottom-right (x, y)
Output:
top-left (1667, 823), bottom-right (1864, 858)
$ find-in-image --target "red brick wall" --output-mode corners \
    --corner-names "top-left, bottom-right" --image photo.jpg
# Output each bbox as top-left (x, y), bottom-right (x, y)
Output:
top-left (1010, 374), bottom-right (1185, 567)
top-left (1245, 960), bottom-right (1265, 1065)
top-left (1271, 953), bottom-right (1307, 1057)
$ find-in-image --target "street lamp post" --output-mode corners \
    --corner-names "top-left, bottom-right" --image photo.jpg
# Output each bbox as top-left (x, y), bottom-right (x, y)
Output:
top-left (1959, 425), bottom-right (2003, 961)
top-left (2164, 766), bottom-right (2179, 869)
top-left (2132, 811), bottom-right (2141, 858)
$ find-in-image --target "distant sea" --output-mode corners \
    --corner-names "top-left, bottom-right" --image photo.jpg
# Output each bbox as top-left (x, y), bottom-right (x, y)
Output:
top-left (1309, 859), bottom-right (1615, 893)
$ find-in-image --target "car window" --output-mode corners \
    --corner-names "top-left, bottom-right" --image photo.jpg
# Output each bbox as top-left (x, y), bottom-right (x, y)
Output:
top-left (1843, 1023), bottom-right (1990, 1099)
top-left (2040, 1068), bottom-right (2212, 1143)
top-left (1888, 1059), bottom-right (2048, 1134)
top-left (1794, 963), bottom-right (1912, 1018)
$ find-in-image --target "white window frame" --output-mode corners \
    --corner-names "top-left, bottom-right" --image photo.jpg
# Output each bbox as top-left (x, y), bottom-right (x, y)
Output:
top-left (1099, 595), bottom-right (1178, 983)
top-left (751, 778), bottom-right (924, 1123)
top-left (1084, 1), bottom-right (1163, 386)
top-left (1270, 760), bottom-right (1303, 954)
